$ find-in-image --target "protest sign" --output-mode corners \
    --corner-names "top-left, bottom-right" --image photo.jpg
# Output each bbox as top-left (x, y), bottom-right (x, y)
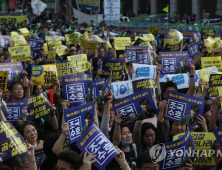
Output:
top-left (136, 48), bottom-right (151, 64)
top-left (92, 79), bottom-right (106, 100)
top-left (62, 74), bottom-right (93, 105)
top-left (167, 72), bottom-right (200, 90)
top-left (209, 74), bottom-right (222, 87)
top-left (31, 46), bottom-right (41, 57)
top-left (35, 149), bottom-right (47, 167)
top-left (173, 132), bottom-right (216, 165)
top-left (133, 37), bottom-right (146, 46)
top-left (187, 41), bottom-right (199, 57)
top-left (113, 37), bottom-right (131, 50)
top-left (23, 93), bottom-right (51, 120)
top-left (9, 45), bottom-right (31, 62)
top-left (111, 80), bottom-right (134, 99)
top-left (0, 121), bottom-right (28, 160)
top-left (208, 86), bottom-right (218, 98)
top-left (132, 64), bottom-right (157, 80)
top-left (104, 0), bottom-right (120, 21)
top-left (10, 35), bottom-right (27, 46)
top-left (125, 46), bottom-right (147, 63)
top-left (19, 28), bottom-right (29, 37)
top-left (28, 38), bottom-right (44, 48)
top-left (76, 124), bottom-right (118, 170)
top-left (159, 51), bottom-right (190, 74)
top-left (0, 35), bottom-right (11, 48)
top-left (103, 70), bottom-right (113, 102)
top-left (201, 56), bottom-right (222, 72)
top-left (67, 54), bottom-right (87, 63)
top-left (198, 66), bottom-right (220, 82)
top-left (47, 49), bottom-right (56, 61)
top-left (147, 24), bottom-right (160, 36)
top-left (43, 43), bottom-right (48, 55)
top-left (213, 127), bottom-right (222, 149)
top-left (65, 34), bottom-right (79, 45)
top-left (6, 101), bottom-right (24, 122)
top-left (164, 91), bottom-right (205, 128)
top-left (46, 36), bottom-right (61, 44)
top-left (31, 65), bottom-right (58, 86)
top-left (49, 41), bottom-right (62, 49)
top-left (201, 28), bottom-right (216, 40)
top-left (80, 37), bottom-right (97, 51)
top-left (0, 71), bottom-right (8, 91)
top-left (160, 128), bottom-right (195, 169)
top-left (0, 62), bottom-right (23, 82)
top-left (143, 34), bottom-right (155, 42)
top-left (132, 79), bottom-right (157, 92)
top-left (102, 59), bottom-right (123, 80)
top-left (53, 45), bottom-right (68, 56)
top-left (113, 89), bottom-right (156, 121)
top-left (164, 43), bottom-right (181, 51)
top-left (64, 102), bottom-right (95, 143)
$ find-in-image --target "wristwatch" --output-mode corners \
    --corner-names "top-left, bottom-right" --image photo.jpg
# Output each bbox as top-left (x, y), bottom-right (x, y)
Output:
top-left (56, 88), bottom-right (61, 91)
top-left (190, 75), bottom-right (194, 78)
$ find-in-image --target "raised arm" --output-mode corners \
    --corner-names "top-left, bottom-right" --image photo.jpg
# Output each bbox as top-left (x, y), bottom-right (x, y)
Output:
top-left (156, 63), bottom-right (162, 96)
top-left (209, 96), bottom-right (221, 131)
top-left (186, 64), bottom-right (196, 96)
top-left (113, 114), bottom-right (122, 146)
top-left (201, 83), bottom-right (209, 99)
top-left (133, 120), bottom-right (142, 148)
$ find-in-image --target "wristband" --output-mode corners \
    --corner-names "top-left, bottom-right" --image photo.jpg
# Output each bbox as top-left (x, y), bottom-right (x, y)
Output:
top-left (190, 75), bottom-right (194, 78)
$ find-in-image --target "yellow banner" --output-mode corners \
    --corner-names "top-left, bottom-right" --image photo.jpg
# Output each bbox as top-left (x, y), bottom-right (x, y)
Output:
top-left (31, 65), bottom-right (58, 86)
top-left (46, 36), bottom-right (61, 44)
top-left (56, 61), bottom-right (90, 78)
top-left (199, 70), bottom-right (222, 82)
top-left (173, 132), bottom-right (216, 165)
top-left (80, 37), bottom-right (97, 51)
top-left (143, 34), bottom-right (155, 42)
top-left (47, 49), bottom-right (56, 61)
top-left (53, 45), bottom-right (68, 56)
top-left (201, 56), bottom-right (222, 72)
top-left (113, 37), bottom-right (131, 50)
top-left (19, 28), bottom-right (29, 37)
top-left (65, 34), bottom-right (79, 45)
top-left (67, 54), bottom-right (87, 62)
top-left (11, 35), bottom-right (27, 46)
top-left (43, 43), bottom-right (48, 55)
top-left (0, 71), bottom-right (9, 91)
top-left (147, 24), bottom-right (160, 36)
top-left (0, 16), bottom-right (27, 24)
top-left (9, 45), bottom-right (31, 62)
top-left (49, 41), bottom-right (62, 49)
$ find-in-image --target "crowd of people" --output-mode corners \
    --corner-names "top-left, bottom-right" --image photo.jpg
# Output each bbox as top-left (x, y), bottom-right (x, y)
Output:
top-left (0, 12), bottom-right (222, 170)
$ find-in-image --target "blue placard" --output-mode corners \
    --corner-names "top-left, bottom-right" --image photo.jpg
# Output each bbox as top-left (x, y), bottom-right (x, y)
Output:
top-left (209, 74), bottom-right (222, 87)
top-left (35, 148), bottom-right (47, 167)
top-left (23, 93), bottom-right (52, 120)
top-left (187, 41), bottom-right (199, 58)
top-left (6, 101), bottom-right (24, 122)
top-left (102, 59), bottom-right (123, 80)
top-left (160, 128), bottom-right (195, 170)
top-left (28, 38), bottom-right (44, 48)
top-left (159, 51), bottom-right (190, 74)
top-left (76, 124), bottom-right (118, 170)
top-left (164, 91), bottom-right (205, 128)
top-left (62, 74), bottom-right (93, 105)
top-left (92, 79), bottom-right (106, 100)
top-left (125, 46), bottom-right (147, 63)
top-left (64, 102), bottom-right (95, 144)
top-left (213, 127), bottom-right (222, 148)
top-left (112, 89), bottom-right (157, 120)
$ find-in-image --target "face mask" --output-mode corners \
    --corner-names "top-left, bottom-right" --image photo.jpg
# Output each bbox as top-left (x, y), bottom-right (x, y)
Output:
top-left (121, 140), bottom-right (132, 147)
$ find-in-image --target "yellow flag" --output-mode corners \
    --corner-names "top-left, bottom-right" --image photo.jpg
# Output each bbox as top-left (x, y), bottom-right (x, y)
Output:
top-left (162, 6), bottom-right (169, 13)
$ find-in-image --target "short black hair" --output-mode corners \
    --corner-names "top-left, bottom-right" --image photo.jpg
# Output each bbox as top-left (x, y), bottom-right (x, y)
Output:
top-left (99, 86), bottom-right (104, 91)
top-left (8, 82), bottom-right (24, 92)
top-left (139, 98), bottom-right (149, 105)
top-left (136, 152), bottom-right (159, 169)
top-left (85, 112), bottom-right (92, 120)
top-left (19, 121), bottom-right (36, 136)
top-left (57, 150), bottom-right (80, 169)
top-left (88, 82), bottom-right (92, 89)
top-left (162, 81), bottom-right (177, 94)
top-left (204, 104), bottom-right (211, 114)
top-left (191, 105), bottom-right (200, 114)
top-left (109, 39), bottom-right (114, 44)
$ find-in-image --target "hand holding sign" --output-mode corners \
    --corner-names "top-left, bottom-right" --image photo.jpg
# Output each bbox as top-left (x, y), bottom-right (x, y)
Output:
top-left (189, 64), bottom-right (195, 75)
top-left (61, 100), bottom-right (70, 109)
top-left (83, 150), bottom-right (97, 170)
top-left (62, 123), bottom-right (69, 136)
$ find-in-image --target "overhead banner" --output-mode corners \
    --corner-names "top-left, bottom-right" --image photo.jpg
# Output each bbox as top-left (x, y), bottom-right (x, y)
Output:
top-left (41, 0), bottom-right (55, 13)
top-left (76, 0), bottom-right (99, 11)
top-left (0, 16), bottom-right (27, 24)
top-left (104, 0), bottom-right (120, 21)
